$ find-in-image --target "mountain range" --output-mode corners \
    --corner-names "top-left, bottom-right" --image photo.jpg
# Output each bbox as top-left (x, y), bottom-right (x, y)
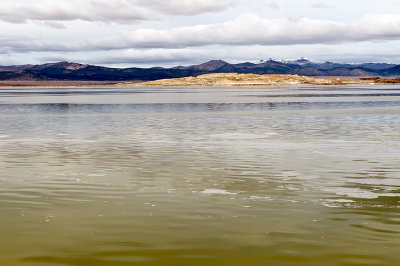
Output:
top-left (1, 59), bottom-right (400, 82)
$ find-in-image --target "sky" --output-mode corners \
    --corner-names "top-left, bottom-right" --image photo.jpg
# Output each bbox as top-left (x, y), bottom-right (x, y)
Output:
top-left (1, 0), bottom-right (400, 67)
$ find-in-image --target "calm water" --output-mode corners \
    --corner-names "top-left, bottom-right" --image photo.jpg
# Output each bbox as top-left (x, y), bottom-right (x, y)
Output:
top-left (0, 85), bottom-right (399, 266)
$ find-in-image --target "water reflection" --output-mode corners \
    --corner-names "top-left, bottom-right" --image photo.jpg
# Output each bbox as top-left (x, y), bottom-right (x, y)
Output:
top-left (2, 101), bottom-right (400, 115)
top-left (0, 86), bottom-right (399, 265)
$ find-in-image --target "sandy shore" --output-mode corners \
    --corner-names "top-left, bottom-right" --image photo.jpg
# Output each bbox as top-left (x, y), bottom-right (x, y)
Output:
top-left (118, 73), bottom-right (400, 87)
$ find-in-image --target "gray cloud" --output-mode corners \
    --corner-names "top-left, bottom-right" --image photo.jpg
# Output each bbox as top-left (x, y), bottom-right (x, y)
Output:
top-left (0, 0), bottom-right (236, 24)
top-left (0, 1), bottom-right (146, 23)
top-left (312, 2), bottom-right (333, 9)
top-left (136, 0), bottom-right (236, 16)
top-left (33, 21), bottom-right (67, 29)
top-left (267, 2), bottom-right (280, 9)
top-left (0, 33), bottom-right (37, 54)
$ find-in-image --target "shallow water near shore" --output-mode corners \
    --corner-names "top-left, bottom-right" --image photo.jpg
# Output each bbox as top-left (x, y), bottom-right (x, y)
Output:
top-left (0, 85), bottom-right (400, 265)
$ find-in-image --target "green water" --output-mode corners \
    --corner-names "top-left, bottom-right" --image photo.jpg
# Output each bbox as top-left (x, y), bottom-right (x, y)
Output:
top-left (0, 86), bottom-right (399, 265)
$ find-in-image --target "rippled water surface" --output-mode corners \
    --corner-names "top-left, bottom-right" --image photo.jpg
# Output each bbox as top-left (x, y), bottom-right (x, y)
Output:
top-left (1, 85), bottom-right (400, 265)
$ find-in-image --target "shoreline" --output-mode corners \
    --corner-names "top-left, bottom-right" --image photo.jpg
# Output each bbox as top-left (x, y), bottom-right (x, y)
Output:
top-left (1, 74), bottom-right (400, 88)
top-left (0, 80), bottom-right (122, 87)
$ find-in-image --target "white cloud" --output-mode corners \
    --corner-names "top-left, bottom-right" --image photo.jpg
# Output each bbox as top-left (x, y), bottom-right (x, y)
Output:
top-left (3, 14), bottom-right (400, 55)
top-left (85, 14), bottom-right (400, 50)
top-left (2, 1), bottom-right (400, 68)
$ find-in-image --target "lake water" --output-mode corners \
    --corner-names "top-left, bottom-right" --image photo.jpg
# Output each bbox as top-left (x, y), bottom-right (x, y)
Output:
top-left (0, 85), bottom-right (399, 266)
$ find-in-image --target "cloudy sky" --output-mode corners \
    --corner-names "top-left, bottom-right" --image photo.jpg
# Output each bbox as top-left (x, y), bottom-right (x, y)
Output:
top-left (1, 0), bottom-right (400, 67)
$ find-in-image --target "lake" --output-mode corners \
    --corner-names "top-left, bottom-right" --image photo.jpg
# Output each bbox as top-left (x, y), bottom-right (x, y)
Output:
top-left (0, 85), bottom-right (399, 265)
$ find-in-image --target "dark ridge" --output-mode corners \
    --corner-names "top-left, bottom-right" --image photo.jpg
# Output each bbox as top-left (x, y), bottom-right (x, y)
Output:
top-left (0, 60), bottom-right (399, 82)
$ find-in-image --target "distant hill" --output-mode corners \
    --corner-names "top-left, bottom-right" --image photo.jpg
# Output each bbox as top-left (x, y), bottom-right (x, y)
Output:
top-left (1, 59), bottom-right (400, 82)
